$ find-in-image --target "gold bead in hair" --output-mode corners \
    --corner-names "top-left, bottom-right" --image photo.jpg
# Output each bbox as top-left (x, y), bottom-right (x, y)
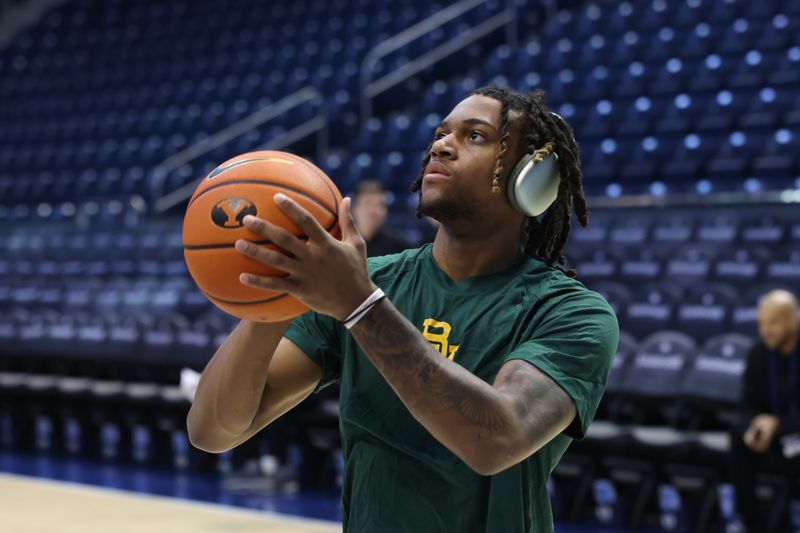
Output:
top-left (532, 141), bottom-right (556, 164)
top-left (492, 139), bottom-right (509, 194)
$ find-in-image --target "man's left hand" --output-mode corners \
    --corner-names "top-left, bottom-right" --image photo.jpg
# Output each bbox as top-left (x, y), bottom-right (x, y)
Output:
top-left (235, 193), bottom-right (377, 322)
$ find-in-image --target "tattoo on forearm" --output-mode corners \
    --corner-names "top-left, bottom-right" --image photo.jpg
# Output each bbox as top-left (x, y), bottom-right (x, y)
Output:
top-left (493, 360), bottom-right (575, 443)
top-left (351, 299), bottom-right (576, 452)
top-left (351, 300), bottom-right (512, 439)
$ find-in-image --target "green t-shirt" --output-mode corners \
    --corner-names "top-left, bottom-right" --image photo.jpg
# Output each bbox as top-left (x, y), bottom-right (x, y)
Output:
top-left (284, 244), bottom-right (619, 533)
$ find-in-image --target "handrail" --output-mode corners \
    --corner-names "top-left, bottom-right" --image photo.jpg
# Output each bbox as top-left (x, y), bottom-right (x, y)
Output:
top-left (0, 0), bottom-right (63, 49)
top-left (150, 87), bottom-right (327, 212)
top-left (585, 187), bottom-right (800, 209)
top-left (359, 0), bottom-right (517, 120)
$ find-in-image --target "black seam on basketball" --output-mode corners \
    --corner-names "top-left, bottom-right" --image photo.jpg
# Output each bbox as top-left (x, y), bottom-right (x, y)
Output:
top-left (188, 180), bottom-right (336, 218)
top-left (200, 154), bottom-right (340, 221)
top-left (296, 158), bottom-right (340, 219)
top-left (207, 158), bottom-right (275, 179)
top-left (183, 217), bottom-right (337, 249)
top-left (202, 289), bottom-right (290, 305)
top-left (185, 236), bottom-right (309, 250)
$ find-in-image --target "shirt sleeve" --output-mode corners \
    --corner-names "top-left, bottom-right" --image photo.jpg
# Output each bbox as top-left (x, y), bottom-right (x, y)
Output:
top-left (283, 310), bottom-right (343, 392)
top-left (502, 291), bottom-right (619, 440)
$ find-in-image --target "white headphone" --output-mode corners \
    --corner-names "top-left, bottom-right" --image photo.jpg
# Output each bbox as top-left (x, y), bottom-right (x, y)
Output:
top-left (506, 150), bottom-right (560, 218)
top-left (506, 112), bottom-right (570, 217)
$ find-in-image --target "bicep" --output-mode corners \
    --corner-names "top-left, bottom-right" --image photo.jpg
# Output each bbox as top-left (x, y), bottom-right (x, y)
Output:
top-left (493, 359), bottom-right (576, 451)
top-left (233, 337), bottom-right (324, 446)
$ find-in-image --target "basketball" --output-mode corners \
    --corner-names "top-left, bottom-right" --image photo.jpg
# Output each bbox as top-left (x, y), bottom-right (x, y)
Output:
top-left (182, 150), bottom-right (343, 322)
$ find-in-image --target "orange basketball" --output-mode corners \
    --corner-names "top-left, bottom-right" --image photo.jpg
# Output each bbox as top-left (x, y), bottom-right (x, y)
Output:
top-left (182, 150), bottom-right (342, 322)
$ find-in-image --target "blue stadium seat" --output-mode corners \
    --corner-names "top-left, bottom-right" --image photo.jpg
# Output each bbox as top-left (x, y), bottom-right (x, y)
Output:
top-left (622, 331), bottom-right (697, 400)
top-left (738, 87), bottom-right (790, 129)
top-left (655, 93), bottom-right (706, 134)
top-left (705, 130), bottom-right (757, 180)
top-left (651, 212), bottom-right (695, 244)
top-left (740, 212), bottom-right (788, 244)
top-left (674, 283), bottom-right (737, 342)
top-left (618, 248), bottom-right (665, 284)
top-left (589, 281), bottom-right (633, 318)
top-left (648, 57), bottom-right (693, 96)
top-left (609, 212), bottom-right (653, 245)
top-left (613, 59), bottom-right (650, 98)
top-left (765, 246), bottom-right (800, 284)
top-left (623, 284), bottom-right (683, 340)
top-left (751, 129), bottom-right (798, 181)
top-left (605, 331), bottom-right (637, 399)
top-left (616, 96), bottom-right (659, 136)
top-left (383, 114), bottom-right (414, 152)
top-left (678, 24), bottom-right (722, 60)
top-left (574, 250), bottom-right (617, 281)
top-left (665, 245), bottom-right (715, 283)
top-left (618, 136), bottom-right (665, 184)
top-left (713, 246), bottom-right (769, 289)
top-left (695, 210), bottom-right (740, 243)
top-left (661, 134), bottom-right (713, 183)
top-left (681, 332), bottom-right (752, 407)
top-left (568, 211), bottom-right (610, 244)
top-left (769, 45), bottom-right (800, 85)
top-left (718, 17), bottom-right (760, 54)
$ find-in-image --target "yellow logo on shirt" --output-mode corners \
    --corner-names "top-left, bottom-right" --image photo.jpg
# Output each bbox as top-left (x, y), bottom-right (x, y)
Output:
top-left (422, 318), bottom-right (460, 360)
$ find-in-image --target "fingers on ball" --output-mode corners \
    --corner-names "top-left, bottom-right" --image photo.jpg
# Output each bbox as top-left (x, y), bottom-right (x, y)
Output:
top-left (275, 195), bottom-right (330, 242)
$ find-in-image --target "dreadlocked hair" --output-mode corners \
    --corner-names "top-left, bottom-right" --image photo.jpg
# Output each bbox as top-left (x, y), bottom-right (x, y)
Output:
top-left (409, 84), bottom-right (589, 277)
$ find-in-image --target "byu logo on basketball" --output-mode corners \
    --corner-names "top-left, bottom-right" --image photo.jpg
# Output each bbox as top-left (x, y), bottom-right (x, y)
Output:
top-left (211, 197), bottom-right (257, 229)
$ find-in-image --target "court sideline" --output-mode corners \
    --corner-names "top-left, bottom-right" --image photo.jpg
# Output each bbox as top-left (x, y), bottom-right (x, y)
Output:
top-left (0, 472), bottom-right (342, 533)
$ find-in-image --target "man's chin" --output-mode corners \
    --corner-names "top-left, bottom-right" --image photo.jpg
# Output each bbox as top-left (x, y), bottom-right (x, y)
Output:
top-left (417, 196), bottom-right (474, 222)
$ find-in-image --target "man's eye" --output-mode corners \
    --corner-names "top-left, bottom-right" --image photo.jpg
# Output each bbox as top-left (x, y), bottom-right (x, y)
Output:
top-left (434, 132), bottom-right (446, 140)
top-left (469, 131), bottom-right (486, 141)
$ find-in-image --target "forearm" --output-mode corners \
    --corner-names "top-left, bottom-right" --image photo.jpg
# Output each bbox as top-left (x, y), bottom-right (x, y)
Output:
top-left (187, 319), bottom-right (292, 448)
top-left (350, 299), bottom-right (517, 473)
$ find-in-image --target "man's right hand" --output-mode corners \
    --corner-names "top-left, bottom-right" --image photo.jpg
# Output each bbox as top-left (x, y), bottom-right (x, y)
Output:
top-left (743, 414), bottom-right (781, 453)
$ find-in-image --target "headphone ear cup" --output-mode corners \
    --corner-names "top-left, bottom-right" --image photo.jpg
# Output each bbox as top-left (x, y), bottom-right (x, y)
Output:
top-left (506, 152), bottom-right (561, 217)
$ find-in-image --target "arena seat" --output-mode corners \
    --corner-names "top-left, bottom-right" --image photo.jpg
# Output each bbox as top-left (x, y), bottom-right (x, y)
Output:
top-left (619, 330), bottom-right (697, 425)
top-left (712, 246), bottom-right (770, 288)
top-left (673, 283), bottom-right (737, 342)
top-left (622, 285), bottom-right (683, 340)
top-left (680, 332), bottom-right (752, 428)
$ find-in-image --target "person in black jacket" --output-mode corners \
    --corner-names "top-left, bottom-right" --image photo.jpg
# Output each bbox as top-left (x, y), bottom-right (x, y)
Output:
top-left (731, 289), bottom-right (800, 530)
top-left (350, 180), bottom-right (410, 257)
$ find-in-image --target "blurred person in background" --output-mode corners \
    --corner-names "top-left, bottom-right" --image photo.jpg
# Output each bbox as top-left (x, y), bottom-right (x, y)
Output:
top-left (731, 289), bottom-right (800, 530)
top-left (350, 180), bottom-right (410, 256)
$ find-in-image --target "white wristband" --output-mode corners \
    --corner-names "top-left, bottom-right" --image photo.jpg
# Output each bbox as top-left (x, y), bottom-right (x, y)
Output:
top-left (343, 288), bottom-right (385, 330)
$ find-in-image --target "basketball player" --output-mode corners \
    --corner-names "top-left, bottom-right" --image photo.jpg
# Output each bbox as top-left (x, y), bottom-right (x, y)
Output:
top-left (188, 86), bottom-right (619, 532)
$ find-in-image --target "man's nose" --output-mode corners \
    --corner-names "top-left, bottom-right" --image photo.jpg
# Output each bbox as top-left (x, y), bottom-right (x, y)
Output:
top-left (430, 135), bottom-right (454, 159)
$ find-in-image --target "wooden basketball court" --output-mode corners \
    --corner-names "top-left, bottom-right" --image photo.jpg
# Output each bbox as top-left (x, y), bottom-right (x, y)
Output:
top-left (0, 473), bottom-right (342, 533)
